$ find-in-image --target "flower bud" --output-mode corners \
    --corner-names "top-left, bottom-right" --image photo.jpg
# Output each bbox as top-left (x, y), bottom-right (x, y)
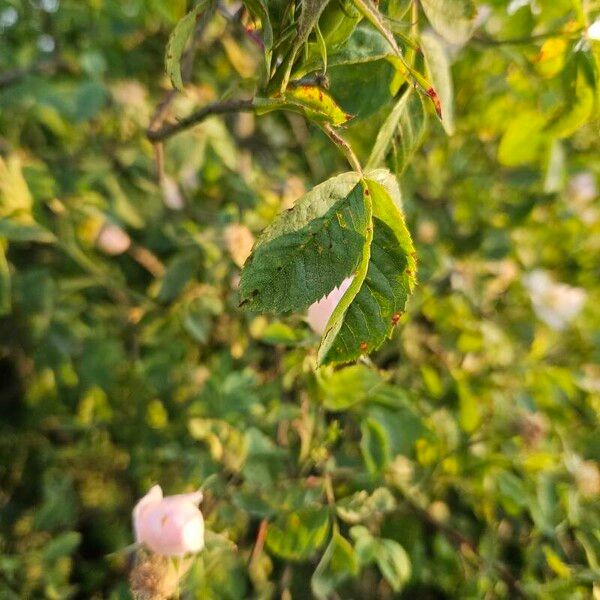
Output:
top-left (133, 485), bottom-right (204, 556)
top-left (96, 222), bottom-right (131, 255)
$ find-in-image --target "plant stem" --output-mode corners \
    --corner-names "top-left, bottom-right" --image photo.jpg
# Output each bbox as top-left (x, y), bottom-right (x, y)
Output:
top-left (320, 123), bottom-right (363, 174)
top-left (147, 99), bottom-right (255, 142)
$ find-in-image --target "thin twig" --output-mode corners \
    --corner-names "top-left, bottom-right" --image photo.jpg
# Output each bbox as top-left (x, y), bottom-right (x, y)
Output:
top-left (248, 519), bottom-right (268, 567)
top-left (147, 98), bottom-right (255, 142)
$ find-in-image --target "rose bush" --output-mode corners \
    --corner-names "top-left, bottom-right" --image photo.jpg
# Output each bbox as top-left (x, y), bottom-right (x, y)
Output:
top-left (0, 0), bottom-right (599, 599)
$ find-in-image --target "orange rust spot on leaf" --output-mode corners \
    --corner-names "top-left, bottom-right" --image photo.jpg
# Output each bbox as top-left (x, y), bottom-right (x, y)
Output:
top-left (359, 341), bottom-right (368, 352)
top-left (391, 313), bottom-right (401, 326)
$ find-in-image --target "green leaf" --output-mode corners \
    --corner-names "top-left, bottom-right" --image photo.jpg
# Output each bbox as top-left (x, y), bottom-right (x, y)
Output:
top-left (317, 0), bottom-right (363, 48)
top-left (336, 487), bottom-right (396, 524)
top-left (318, 364), bottom-right (383, 411)
top-left (312, 529), bottom-right (359, 600)
top-left (165, 1), bottom-right (208, 90)
top-left (498, 111), bottom-right (547, 166)
top-left (457, 380), bottom-right (480, 433)
top-left (318, 175), bottom-right (416, 365)
top-left (375, 539), bottom-right (411, 592)
top-left (243, 0), bottom-right (273, 50)
top-left (0, 219), bottom-right (56, 243)
top-left (327, 59), bottom-right (396, 120)
top-left (351, 0), bottom-right (401, 56)
top-left (266, 507), bottom-right (331, 561)
top-left (350, 528), bottom-right (411, 592)
top-left (240, 174), bottom-right (370, 313)
top-left (360, 416), bottom-right (392, 475)
top-left (156, 251), bottom-right (198, 303)
top-left (273, 0), bottom-right (333, 92)
top-left (420, 0), bottom-right (477, 45)
top-left (366, 88), bottom-right (428, 171)
top-left (545, 57), bottom-right (594, 139)
top-left (298, 23), bottom-right (391, 78)
top-left (421, 30), bottom-right (455, 134)
top-left (42, 532), bottom-right (82, 562)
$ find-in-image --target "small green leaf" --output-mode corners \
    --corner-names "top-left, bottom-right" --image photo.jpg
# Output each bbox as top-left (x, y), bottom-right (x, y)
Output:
top-left (311, 530), bottom-right (359, 600)
top-left (298, 23), bottom-right (391, 78)
top-left (318, 364), bottom-right (383, 411)
top-left (366, 88), bottom-right (428, 171)
top-left (360, 416), bottom-right (391, 475)
top-left (165, 1), bottom-right (208, 90)
top-left (42, 531), bottom-right (82, 562)
top-left (318, 175), bottom-right (416, 365)
top-left (156, 251), bottom-right (198, 303)
top-left (351, 0), bottom-right (401, 56)
top-left (266, 507), bottom-right (331, 561)
top-left (375, 539), bottom-right (411, 592)
top-left (421, 30), bottom-right (455, 134)
top-left (243, 0), bottom-right (273, 50)
top-left (420, 0), bottom-right (476, 45)
top-left (0, 219), bottom-right (56, 243)
top-left (240, 175), bottom-right (369, 313)
top-left (350, 527), bottom-right (411, 592)
top-left (336, 487), bottom-right (396, 524)
top-left (545, 57), bottom-right (594, 139)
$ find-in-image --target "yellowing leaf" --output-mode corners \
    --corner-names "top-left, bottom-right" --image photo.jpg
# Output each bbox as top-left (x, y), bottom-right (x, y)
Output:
top-left (256, 86), bottom-right (353, 126)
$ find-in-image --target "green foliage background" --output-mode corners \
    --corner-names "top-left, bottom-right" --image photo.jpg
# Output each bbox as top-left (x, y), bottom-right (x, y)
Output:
top-left (1, 0), bottom-right (599, 598)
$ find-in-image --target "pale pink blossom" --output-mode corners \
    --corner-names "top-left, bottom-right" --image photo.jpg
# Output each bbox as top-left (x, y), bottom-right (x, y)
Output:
top-left (307, 277), bottom-right (353, 335)
top-left (523, 270), bottom-right (586, 331)
top-left (133, 485), bottom-right (204, 556)
top-left (96, 222), bottom-right (131, 255)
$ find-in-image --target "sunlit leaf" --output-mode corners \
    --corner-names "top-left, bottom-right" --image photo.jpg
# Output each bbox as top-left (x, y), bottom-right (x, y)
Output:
top-left (420, 0), bottom-right (476, 45)
top-left (255, 85), bottom-right (353, 125)
top-left (165, 0), bottom-right (209, 90)
top-left (421, 30), bottom-right (455, 134)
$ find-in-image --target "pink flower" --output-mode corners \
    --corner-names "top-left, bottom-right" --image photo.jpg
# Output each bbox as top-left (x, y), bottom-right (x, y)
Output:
top-left (307, 277), bottom-right (353, 335)
top-left (96, 222), bottom-right (131, 255)
top-left (133, 485), bottom-right (204, 556)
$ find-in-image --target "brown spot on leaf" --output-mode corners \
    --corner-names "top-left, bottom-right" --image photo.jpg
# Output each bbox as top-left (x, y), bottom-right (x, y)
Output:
top-left (359, 341), bottom-right (368, 352)
top-left (391, 312), bottom-right (401, 326)
top-left (427, 87), bottom-right (442, 118)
